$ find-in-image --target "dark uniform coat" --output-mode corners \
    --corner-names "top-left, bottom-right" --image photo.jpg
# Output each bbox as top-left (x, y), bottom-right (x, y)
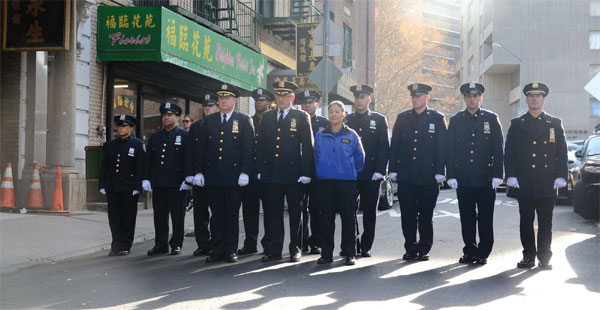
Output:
top-left (144, 127), bottom-right (189, 187)
top-left (99, 136), bottom-right (145, 192)
top-left (345, 110), bottom-right (389, 181)
top-left (311, 115), bottom-right (329, 137)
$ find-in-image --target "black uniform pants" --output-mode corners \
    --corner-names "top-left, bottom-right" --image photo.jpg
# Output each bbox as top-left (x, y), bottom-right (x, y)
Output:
top-left (317, 180), bottom-right (357, 258)
top-left (263, 183), bottom-right (303, 256)
top-left (241, 180), bottom-right (266, 250)
top-left (397, 182), bottom-right (439, 255)
top-left (357, 180), bottom-right (381, 253)
top-left (299, 183), bottom-right (321, 250)
top-left (192, 185), bottom-right (211, 250)
top-left (456, 184), bottom-right (496, 259)
top-left (206, 186), bottom-right (242, 257)
top-left (152, 187), bottom-right (186, 250)
top-left (517, 197), bottom-right (555, 263)
top-left (106, 191), bottom-right (139, 252)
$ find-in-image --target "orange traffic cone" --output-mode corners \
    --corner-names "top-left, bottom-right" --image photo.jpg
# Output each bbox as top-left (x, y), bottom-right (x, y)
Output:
top-left (0, 163), bottom-right (16, 210)
top-left (26, 162), bottom-right (44, 209)
top-left (39, 166), bottom-right (70, 213)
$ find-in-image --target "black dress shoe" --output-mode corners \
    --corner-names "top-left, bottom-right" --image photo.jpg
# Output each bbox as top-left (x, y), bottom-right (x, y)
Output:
top-left (237, 247), bottom-right (258, 255)
top-left (147, 247), bottom-right (169, 256)
top-left (317, 257), bottom-right (333, 264)
top-left (309, 247), bottom-right (322, 255)
top-left (418, 253), bottom-right (430, 261)
top-left (474, 257), bottom-right (487, 265)
top-left (206, 255), bottom-right (222, 263)
top-left (345, 256), bottom-right (356, 266)
top-left (290, 252), bottom-right (301, 262)
top-left (227, 253), bottom-right (238, 263)
top-left (261, 254), bottom-right (283, 262)
top-left (302, 246), bottom-right (309, 253)
top-left (361, 250), bottom-right (372, 258)
top-left (538, 261), bottom-right (553, 270)
top-left (193, 248), bottom-right (211, 257)
top-left (459, 254), bottom-right (476, 264)
top-left (517, 257), bottom-right (535, 268)
top-left (403, 252), bottom-right (419, 260)
top-left (108, 251), bottom-right (116, 256)
top-left (170, 247), bottom-right (182, 255)
top-left (114, 250), bottom-right (130, 256)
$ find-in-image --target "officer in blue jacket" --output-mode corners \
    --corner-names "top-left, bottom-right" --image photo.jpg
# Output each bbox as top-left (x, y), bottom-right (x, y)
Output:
top-left (505, 82), bottom-right (568, 270)
top-left (446, 82), bottom-right (504, 265)
top-left (345, 84), bottom-right (389, 258)
top-left (297, 89), bottom-right (329, 255)
top-left (389, 83), bottom-right (447, 261)
top-left (256, 81), bottom-right (314, 263)
top-left (314, 101), bottom-right (365, 266)
top-left (99, 114), bottom-right (145, 256)
top-left (143, 102), bottom-right (192, 256)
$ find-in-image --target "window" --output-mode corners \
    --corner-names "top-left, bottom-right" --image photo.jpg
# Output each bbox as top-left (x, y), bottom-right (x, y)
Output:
top-left (592, 0), bottom-right (600, 16)
top-left (468, 29), bottom-right (474, 48)
top-left (343, 24), bottom-right (353, 65)
top-left (468, 56), bottom-right (474, 74)
top-left (256, 0), bottom-right (274, 18)
top-left (590, 31), bottom-right (600, 49)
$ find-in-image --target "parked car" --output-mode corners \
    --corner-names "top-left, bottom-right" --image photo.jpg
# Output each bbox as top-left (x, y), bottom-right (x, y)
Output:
top-left (572, 134), bottom-right (600, 221)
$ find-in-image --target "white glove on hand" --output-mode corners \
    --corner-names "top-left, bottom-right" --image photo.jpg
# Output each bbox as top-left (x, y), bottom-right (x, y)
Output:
top-left (372, 172), bottom-right (385, 181)
top-left (185, 176), bottom-right (194, 184)
top-left (388, 172), bottom-right (397, 182)
top-left (553, 177), bottom-right (567, 190)
top-left (257, 173), bottom-right (261, 180)
top-left (99, 188), bottom-right (106, 195)
top-left (447, 179), bottom-right (458, 189)
top-left (132, 190), bottom-right (140, 196)
top-left (193, 173), bottom-right (205, 187)
top-left (238, 173), bottom-right (249, 187)
top-left (142, 180), bottom-right (152, 192)
top-left (298, 176), bottom-right (311, 184)
top-left (435, 174), bottom-right (446, 184)
top-left (507, 177), bottom-right (520, 188)
top-left (492, 178), bottom-right (503, 189)
top-left (179, 181), bottom-right (192, 191)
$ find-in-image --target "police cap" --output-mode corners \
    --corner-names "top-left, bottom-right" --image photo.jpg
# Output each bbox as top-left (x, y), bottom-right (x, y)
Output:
top-left (251, 88), bottom-right (274, 102)
top-left (273, 81), bottom-right (298, 95)
top-left (114, 114), bottom-right (137, 126)
top-left (296, 89), bottom-right (321, 104)
top-left (350, 84), bottom-right (374, 98)
top-left (407, 83), bottom-right (432, 96)
top-left (202, 93), bottom-right (219, 106)
top-left (460, 82), bottom-right (485, 96)
top-left (523, 82), bottom-right (549, 97)
top-left (160, 102), bottom-right (182, 116)
top-left (216, 83), bottom-right (240, 98)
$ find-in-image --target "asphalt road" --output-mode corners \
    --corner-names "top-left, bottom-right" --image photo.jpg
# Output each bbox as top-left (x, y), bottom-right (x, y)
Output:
top-left (1, 190), bottom-right (598, 310)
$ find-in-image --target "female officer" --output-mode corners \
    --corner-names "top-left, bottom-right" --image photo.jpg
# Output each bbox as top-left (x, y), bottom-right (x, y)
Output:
top-left (314, 101), bottom-right (365, 265)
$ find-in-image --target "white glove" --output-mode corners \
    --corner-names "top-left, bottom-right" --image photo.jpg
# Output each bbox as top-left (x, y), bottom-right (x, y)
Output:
top-left (388, 172), bottom-right (397, 182)
top-left (298, 176), bottom-right (311, 184)
top-left (179, 181), bottom-right (192, 191)
top-left (372, 172), bottom-right (385, 181)
top-left (447, 179), bottom-right (458, 189)
top-left (492, 178), bottom-right (503, 189)
top-left (435, 174), bottom-right (446, 184)
top-left (257, 173), bottom-right (261, 180)
top-left (553, 177), bottom-right (567, 189)
top-left (238, 173), bottom-right (249, 187)
top-left (507, 177), bottom-right (520, 188)
top-left (99, 188), bottom-right (106, 195)
top-left (132, 190), bottom-right (140, 196)
top-left (185, 176), bottom-right (194, 184)
top-left (193, 173), bottom-right (205, 187)
top-left (142, 180), bottom-right (152, 192)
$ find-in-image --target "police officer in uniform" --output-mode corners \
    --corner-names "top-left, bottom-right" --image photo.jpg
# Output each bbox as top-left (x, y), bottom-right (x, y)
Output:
top-left (186, 94), bottom-right (219, 257)
top-left (297, 89), bottom-right (329, 254)
top-left (195, 83), bottom-right (255, 263)
top-left (345, 84), bottom-right (389, 258)
top-left (144, 102), bottom-right (192, 256)
top-left (238, 88), bottom-right (274, 255)
top-left (99, 114), bottom-right (145, 256)
top-left (505, 82), bottom-right (568, 270)
top-left (446, 82), bottom-right (504, 265)
top-left (256, 81), bottom-right (314, 262)
top-left (389, 83), bottom-right (447, 261)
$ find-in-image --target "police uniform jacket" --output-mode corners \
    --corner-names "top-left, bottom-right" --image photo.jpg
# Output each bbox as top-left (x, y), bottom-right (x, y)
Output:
top-left (446, 109), bottom-right (504, 187)
top-left (311, 115), bottom-right (329, 137)
top-left (345, 110), bottom-right (390, 181)
top-left (504, 112), bottom-right (568, 198)
top-left (197, 111), bottom-right (254, 187)
top-left (256, 108), bottom-right (314, 184)
top-left (248, 114), bottom-right (264, 180)
top-left (144, 127), bottom-right (189, 188)
top-left (186, 119), bottom-right (204, 177)
top-left (314, 124), bottom-right (365, 181)
top-left (99, 136), bottom-right (145, 192)
top-left (389, 108), bottom-right (447, 185)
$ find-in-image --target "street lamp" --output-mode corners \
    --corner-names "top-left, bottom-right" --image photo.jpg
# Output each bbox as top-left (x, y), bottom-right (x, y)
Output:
top-left (492, 42), bottom-right (525, 115)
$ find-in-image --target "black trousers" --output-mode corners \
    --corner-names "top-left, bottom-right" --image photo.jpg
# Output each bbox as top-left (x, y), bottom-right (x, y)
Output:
top-left (206, 186), bottom-right (242, 257)
top-left (152, 187), bottom-right (185, 249)
top-left (241, 179), bottom-right (266, 250)
top-left (106, 191), bottom-right (139, 252)
top-left (357, 180), bottom-right (381, 253)
top-left (317, 180), bottom-right (358, 258)
top-left (299, 183), bottom-right (321, 250)
top-left (456, 184), bottom-right (496, 259)
top-left (192, 185), bottom-right (211, 250)
top-left (397, 182), bottom-right (439, 255)
top-left (263, 183), bottom-right (303, 256)
top-left (517, 197), bottom-right (555, 263)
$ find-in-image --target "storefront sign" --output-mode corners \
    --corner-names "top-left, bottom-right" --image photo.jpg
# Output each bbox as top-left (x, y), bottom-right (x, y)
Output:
top-left (2, 0), bottom-right (71, 51)
top-left (97, 6), bottom-right (267, 91)
top-left (296, 23), bottom-right (320, 77)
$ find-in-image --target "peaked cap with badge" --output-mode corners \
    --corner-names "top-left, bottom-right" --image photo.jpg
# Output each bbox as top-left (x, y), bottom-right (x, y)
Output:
top-left (407, 83), bottom-right (433, 97)
top-left (114, 114), bottom-right (137, 126)
top-left (273, 81), bottom-right (298, 95)
top-left (295, 89), bottom-right (321, 104)
top-left (350, 84), bottom-right (374, 98)
top-left (460, 82), bottom-right (485, 96)
top-left (202, 93), bottom-right (219, 106)
top-left (216, 83), bottom-right (240, 98)
top-left (160, 102), bottom-right (182, 116)
top-left (251, 88), bottom-right (275, 102)
top-left (523, 82), bottom-right (549, 97)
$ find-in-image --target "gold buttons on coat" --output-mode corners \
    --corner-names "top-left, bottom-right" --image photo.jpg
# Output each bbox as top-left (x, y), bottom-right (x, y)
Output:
top-left (414, 130), bottom-right (418, 134)
top-left (533, 141), bottom-right (537, 145)
top-left (275, 154), bottom-right (279, 157)
top-left (532, 153), bottom-right (536, 157)
top-left (531, 164), bottom-right (536, 168)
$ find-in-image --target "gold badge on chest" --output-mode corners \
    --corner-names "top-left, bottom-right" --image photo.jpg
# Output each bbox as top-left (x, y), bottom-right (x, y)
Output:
top-left (549, 128), bottom-right (555, 143)
top-left (232, 119), bottom-right (239, 133)
top-left (290, 118), bottom-right (297, 132)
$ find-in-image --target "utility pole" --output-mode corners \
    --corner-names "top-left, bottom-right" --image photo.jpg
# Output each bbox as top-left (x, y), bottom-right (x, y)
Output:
top-left (321, 0), bottom-right (330, 115)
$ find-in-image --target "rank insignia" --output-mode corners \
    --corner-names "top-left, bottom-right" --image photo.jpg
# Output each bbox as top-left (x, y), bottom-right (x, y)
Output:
top-left (290, 118), bottom-right (297, 132)
top-left (484, 122), bottom-right (491, 134)
top-left (232, 119), bottom-right (239, 133)
top-left (428, 123), bottom-right (436, 133)
top-left (549, 128), bottom-right (555, 143)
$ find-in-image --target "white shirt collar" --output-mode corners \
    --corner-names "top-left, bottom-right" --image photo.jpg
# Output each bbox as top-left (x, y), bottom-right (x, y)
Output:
top-left (278, 105), bottom-right (292, 119)
top-left (220, 110), bottom-right (234, 122)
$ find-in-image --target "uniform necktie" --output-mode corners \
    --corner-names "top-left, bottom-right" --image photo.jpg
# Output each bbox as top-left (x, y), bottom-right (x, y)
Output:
top-left (278, 110), bottom-right (284, 123)
top-left (222, 114), bottom-right (227, 125)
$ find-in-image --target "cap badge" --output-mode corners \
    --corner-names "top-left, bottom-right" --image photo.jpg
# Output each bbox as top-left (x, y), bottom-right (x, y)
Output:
top-left (469, 82), bottom-right (475, 88)
top-left (120, 114), bottom-right (126, 120)
top-left (279, 81), bottom-right (285, 87)
top-left (205, 94), bottom-right (210, 100)
top-left (304, 90), bottom-right (310, 96)
top-left (258, 89), bottom-right (263, 95)
top-left (533, 82), bottom-right (539, 88)
top-left (221, 84), bottom-right (228, 90)
top-left (412, 84), bottom-right (418, 90)
top-left (165, 103), bottom-right (171, 109)
top-left (357, 85), bottom-right (362, 91)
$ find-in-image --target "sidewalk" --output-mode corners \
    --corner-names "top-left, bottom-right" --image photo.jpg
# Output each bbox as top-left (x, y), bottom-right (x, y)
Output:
top-left (0, 209), bottom-right (195, 274)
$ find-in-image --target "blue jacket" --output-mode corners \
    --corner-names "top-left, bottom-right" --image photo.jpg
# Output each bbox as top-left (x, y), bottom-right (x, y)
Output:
top-left (314, 124), bottom-right (365, 181)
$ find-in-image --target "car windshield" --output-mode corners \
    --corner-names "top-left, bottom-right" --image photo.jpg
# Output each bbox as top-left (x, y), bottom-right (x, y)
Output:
top-left (586, 137), bottom-right (600, 156)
